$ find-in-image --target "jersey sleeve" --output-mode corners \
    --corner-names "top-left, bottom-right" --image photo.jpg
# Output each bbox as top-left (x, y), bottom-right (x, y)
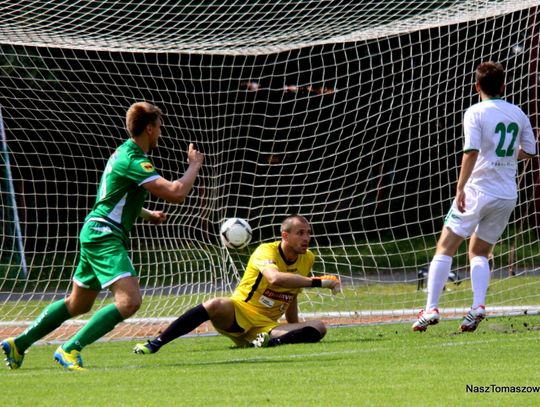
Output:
top-left (519, 114), bottom-right (537, 156)
top-left (304, 250), bottom-right (315, 277)
top-left (250, 244), bottom-right (279, 272)
top-left (128, 157), bottom-right (160, 186)
top-left (462, 108), bottom-right (481, 152)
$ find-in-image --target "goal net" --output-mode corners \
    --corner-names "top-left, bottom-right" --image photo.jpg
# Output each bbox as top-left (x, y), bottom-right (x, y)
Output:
top-left (1, 0), bottom-right (540, 341)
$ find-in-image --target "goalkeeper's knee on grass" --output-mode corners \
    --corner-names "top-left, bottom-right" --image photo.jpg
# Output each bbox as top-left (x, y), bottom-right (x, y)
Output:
top-left (269, 326), bottom-right (323, 347)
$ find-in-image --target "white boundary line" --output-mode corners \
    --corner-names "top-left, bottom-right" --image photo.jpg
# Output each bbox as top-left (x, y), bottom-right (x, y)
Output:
top-left (2, 306), bottom-right (539, 328)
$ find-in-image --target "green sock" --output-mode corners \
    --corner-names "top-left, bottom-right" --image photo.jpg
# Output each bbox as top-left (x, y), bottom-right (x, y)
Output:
top-left (15, 299), bottom-right (71, 352)
top-left (62, 304), bottom-right (124, 352)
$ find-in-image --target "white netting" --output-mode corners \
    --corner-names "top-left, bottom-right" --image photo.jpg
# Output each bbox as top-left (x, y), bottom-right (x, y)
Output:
top-left (1, 1), bottom-right (538, 52)
top-left (0, 0), bottom-right (539, 340)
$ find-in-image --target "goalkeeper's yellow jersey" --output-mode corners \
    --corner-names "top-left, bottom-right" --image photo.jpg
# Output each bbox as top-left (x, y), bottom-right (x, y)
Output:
top-left (231, 241), bottom-right (315, 321)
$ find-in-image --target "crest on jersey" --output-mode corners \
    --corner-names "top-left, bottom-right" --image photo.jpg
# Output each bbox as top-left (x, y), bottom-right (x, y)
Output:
top-left (140, 162), bottom-right (154, 172)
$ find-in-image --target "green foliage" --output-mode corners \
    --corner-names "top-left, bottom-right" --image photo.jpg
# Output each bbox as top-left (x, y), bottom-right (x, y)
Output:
top-left (2, 315), bottom-right (540, 406)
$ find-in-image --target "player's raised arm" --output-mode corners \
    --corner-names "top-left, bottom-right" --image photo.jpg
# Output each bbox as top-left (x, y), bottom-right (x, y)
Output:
top-left (144, 143), bottom-right (204, 204)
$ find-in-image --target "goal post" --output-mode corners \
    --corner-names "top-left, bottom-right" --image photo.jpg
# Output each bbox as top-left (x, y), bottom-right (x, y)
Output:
top-left (0, 105), bottom-right (28, 280)
top-left (1, 1), bottom-right (540, 341)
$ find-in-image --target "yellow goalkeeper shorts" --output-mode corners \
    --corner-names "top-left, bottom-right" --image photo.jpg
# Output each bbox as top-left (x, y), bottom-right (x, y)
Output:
top-left (215, 298), bottom-right (280, 347)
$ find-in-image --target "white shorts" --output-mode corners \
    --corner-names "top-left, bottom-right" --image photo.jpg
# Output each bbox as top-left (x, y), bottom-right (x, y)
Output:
top-left (443, 187), bottom-right (516, 244)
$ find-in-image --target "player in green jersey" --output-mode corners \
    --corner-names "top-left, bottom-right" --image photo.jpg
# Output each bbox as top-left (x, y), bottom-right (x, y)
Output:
top-left (1, 102), bottom-right (204, 370)
top-left (133, 215), bottom-right (341, 353)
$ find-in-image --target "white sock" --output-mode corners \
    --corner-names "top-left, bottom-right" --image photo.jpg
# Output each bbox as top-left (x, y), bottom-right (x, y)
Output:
top-left (470, 256), bottom-right (490, 309)
top-left (425, 254), bottom-right (452, 310)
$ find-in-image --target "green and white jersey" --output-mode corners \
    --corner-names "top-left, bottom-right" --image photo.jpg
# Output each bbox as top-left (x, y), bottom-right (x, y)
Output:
top-left (86, 138), bottom-right (160, 238)
top-left (463, 98), bottom-right (536, 199)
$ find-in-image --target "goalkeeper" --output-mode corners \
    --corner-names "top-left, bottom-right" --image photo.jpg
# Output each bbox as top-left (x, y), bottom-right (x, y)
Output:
top-left (1, 102), bottom-right (204, 371)
top-left (134, 215), bottom-right (340, 352)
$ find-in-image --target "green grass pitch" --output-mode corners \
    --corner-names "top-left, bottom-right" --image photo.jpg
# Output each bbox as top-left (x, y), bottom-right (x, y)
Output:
top-left (2, 314), bottom-right (540, 406)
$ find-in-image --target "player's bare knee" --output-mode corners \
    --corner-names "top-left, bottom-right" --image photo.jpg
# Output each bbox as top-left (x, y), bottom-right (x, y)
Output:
top-left (116, 297), bottom-right (142, 318)
top-left (118, 303), bottom-right (140, 318)
top-left (64, 297), bottom-right (93, 316)
top-left (203, 297), bottom-right (230, 315)
top-left (67, 304), bottom-right (92, 317)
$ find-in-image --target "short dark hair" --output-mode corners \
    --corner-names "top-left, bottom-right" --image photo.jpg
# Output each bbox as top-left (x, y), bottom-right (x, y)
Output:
top-left (126, 102), bottom-right (162, 137)
top-left (475, 61), bottom-right (505, 97)
top-left (281, 215), bottom-right (309, 233)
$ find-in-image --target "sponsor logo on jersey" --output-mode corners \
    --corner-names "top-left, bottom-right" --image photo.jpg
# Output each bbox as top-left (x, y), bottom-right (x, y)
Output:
top-left (262, 288), bottom-right (294, 303)
top-left (259, 295), bottom-right (274, 308)
top-left (141, 162), bottom-right (154, 172)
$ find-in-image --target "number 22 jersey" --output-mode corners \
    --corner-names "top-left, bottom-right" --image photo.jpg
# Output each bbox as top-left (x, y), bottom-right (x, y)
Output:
top-left (463, 98), bottom-right (536, 199)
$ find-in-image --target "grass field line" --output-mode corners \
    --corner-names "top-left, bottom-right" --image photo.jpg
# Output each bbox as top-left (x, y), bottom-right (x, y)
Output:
top-left (13, 333), bottom-right (539, 376)
top-left (2, 305), bottom-right (538, 328)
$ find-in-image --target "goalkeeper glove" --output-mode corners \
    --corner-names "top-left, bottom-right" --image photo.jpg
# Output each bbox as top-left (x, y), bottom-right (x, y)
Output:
top-left (312, 275), bottom-right (341, 295)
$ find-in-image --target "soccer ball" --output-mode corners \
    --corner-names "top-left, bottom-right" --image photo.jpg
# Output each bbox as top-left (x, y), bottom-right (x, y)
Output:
top-left (220, 218), bottom-right (252, 249)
